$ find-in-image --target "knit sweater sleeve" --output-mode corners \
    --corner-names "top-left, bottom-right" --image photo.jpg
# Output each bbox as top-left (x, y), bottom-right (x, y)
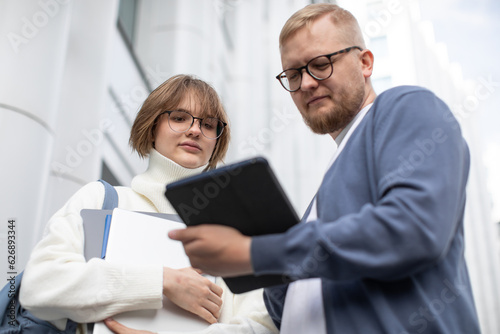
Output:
top-left (19, 181), bottom-right (163, 323)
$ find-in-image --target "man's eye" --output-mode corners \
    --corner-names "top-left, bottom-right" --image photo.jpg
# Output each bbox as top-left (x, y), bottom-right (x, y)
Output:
top-left (311, 62), bottom-right (330, 71)
top-left (288, 71), bottom-right (300, 81)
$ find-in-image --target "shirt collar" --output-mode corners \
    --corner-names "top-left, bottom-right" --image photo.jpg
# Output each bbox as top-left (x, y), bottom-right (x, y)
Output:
top-left (334, 103), bottom-right (373, 146)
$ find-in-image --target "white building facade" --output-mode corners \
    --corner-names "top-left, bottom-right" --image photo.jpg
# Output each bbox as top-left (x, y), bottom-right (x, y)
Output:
top-left (0, 0), bottom-right (498, 332)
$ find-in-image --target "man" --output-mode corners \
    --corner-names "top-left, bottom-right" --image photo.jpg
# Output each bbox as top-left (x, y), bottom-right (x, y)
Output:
top-left (170, 3), bottom-right (480, 333)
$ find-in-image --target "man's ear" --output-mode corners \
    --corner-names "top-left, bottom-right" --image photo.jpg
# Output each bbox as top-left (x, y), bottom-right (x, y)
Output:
top-left (360, 49), bottom-right (374, 78)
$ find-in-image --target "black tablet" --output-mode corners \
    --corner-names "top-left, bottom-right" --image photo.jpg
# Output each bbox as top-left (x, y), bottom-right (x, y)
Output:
top-left (165, 156), bottom-right (299, 293)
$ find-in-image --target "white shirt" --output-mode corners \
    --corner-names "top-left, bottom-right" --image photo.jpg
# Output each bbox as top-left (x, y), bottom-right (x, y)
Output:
top-left (280, 104), bottom-right (373, 334)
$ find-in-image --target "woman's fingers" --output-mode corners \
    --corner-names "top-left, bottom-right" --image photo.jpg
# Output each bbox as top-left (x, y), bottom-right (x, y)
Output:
top-left (162, 267), bottom-right (223, 323)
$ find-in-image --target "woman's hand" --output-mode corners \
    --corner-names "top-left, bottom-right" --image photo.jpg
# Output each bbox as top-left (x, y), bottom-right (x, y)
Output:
top-left (163, 267), bottom-right (223, 324)
top-left (104, 318), bottom-right (154, 334)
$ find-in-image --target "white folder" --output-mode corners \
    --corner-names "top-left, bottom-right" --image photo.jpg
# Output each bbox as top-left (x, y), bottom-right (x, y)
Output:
top-left (93, 209), bottom-right (211, 334)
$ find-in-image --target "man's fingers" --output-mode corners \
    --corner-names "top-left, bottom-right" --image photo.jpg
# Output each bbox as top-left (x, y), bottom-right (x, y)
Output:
top-left (168, 228), bottom-right (188, 241)
top-left (169, 226), bottom-right (204, 242)
top-left (186, 255), bottom-right (205, 272)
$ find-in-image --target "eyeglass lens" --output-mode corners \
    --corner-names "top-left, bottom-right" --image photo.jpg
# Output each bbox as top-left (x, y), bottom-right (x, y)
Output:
top-left (168, 111), bottom-right (224, 139)
top-left (281, 55), bottom-right (333, 92)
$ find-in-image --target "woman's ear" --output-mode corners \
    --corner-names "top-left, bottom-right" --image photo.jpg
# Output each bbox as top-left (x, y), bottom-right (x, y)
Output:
top-left (151, 125), bottom-right (158, 148)
top-left (207, 139), bottom-right (219, 170)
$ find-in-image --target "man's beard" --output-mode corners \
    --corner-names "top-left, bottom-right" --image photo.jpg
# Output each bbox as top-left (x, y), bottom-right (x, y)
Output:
top-left (301, 86), bottom-right (365, 135)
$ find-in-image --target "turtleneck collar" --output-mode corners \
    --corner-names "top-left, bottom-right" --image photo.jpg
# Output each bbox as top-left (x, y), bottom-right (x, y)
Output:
top-left (131, 149), bottom-right (207, 213)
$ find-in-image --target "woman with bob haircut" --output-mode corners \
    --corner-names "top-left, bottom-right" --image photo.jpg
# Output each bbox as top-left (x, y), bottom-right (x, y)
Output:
top-left (19, 74), bottom-right (278, 334)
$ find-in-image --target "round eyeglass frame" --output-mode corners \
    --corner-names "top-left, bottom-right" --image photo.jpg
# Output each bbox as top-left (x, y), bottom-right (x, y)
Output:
top-left (275, 46), bottom-right (363, 92)
top-left (159, 110), bottom-right (227, 139)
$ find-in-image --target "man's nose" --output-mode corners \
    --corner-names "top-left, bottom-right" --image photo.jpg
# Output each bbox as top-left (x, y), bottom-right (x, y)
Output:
top-left (300, 70), bottom-right (319, 91)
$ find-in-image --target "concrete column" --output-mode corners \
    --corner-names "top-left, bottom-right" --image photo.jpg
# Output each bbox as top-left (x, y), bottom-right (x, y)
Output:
top-left (0, 0), bottom-right (72, 273)
top-left (42, 0), bottom-right (119, 230)
top-left (134, 0), bottom-right (215, 86)
top-left (220, 0), bottom-right (269, 160)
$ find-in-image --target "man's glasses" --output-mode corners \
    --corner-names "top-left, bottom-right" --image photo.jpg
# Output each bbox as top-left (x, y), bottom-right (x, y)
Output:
top-left (276, 46), bottom-right (363, 92)
top-left (160, 110), bottom-right (227, 139)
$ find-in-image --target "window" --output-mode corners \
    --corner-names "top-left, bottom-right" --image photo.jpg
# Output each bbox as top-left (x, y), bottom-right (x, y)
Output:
top-left (369, 35), bottom-right (389, 58)
top-left (101, 161), bottom-right (122, 186)
top-left (118, 0), bottom-right (138, 44)
top-left (372, 76), bottom-right (393, 94)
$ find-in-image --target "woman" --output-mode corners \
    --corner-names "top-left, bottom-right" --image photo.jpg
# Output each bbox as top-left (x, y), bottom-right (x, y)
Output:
top-left (20, 75), bottom-right (278, 334)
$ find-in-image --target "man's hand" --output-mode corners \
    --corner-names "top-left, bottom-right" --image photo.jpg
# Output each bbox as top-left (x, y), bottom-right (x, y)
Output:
top-left (104, 318), bottom-right (154, 334)
top-left (169, 225), bottom-right (253, 277)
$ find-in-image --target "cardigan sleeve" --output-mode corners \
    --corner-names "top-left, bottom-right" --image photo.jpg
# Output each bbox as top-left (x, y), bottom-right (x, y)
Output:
top-left (19, 181), bottom-right (163, 324)
top-left (251, 87), bottom-right (469, 282)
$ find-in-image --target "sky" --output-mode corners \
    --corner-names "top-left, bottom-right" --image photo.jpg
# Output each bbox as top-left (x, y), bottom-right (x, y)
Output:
top-left (418, 0), bottom-right (500, 223)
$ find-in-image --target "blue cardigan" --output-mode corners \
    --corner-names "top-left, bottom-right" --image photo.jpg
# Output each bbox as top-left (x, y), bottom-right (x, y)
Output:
top-left (251, 86), bottom-right (481, 333)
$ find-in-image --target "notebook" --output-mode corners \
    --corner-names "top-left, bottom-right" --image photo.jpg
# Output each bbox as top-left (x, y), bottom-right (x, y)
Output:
top-left (81, 209), bottom-right (181, 261)
top-left (92, 209), bottom-right (211, 334)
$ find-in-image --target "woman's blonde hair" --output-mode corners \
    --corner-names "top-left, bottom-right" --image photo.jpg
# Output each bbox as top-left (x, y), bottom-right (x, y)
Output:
top-left (279, 3), bottom-right (365, 49)
top-left (129, 74), bottom-right (230, 170)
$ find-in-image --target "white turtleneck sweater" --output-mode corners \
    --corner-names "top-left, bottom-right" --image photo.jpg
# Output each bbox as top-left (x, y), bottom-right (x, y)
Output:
top-left (20, 149), bottom-right (278, 334)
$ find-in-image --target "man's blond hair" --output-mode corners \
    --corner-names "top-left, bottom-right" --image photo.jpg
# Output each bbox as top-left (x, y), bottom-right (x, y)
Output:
top-left (279, 3), bottom-right (365, 49)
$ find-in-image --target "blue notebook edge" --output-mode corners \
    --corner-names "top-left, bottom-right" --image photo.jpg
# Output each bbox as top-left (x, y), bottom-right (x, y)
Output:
top-left (81, 209), bottom-right (182, 261)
